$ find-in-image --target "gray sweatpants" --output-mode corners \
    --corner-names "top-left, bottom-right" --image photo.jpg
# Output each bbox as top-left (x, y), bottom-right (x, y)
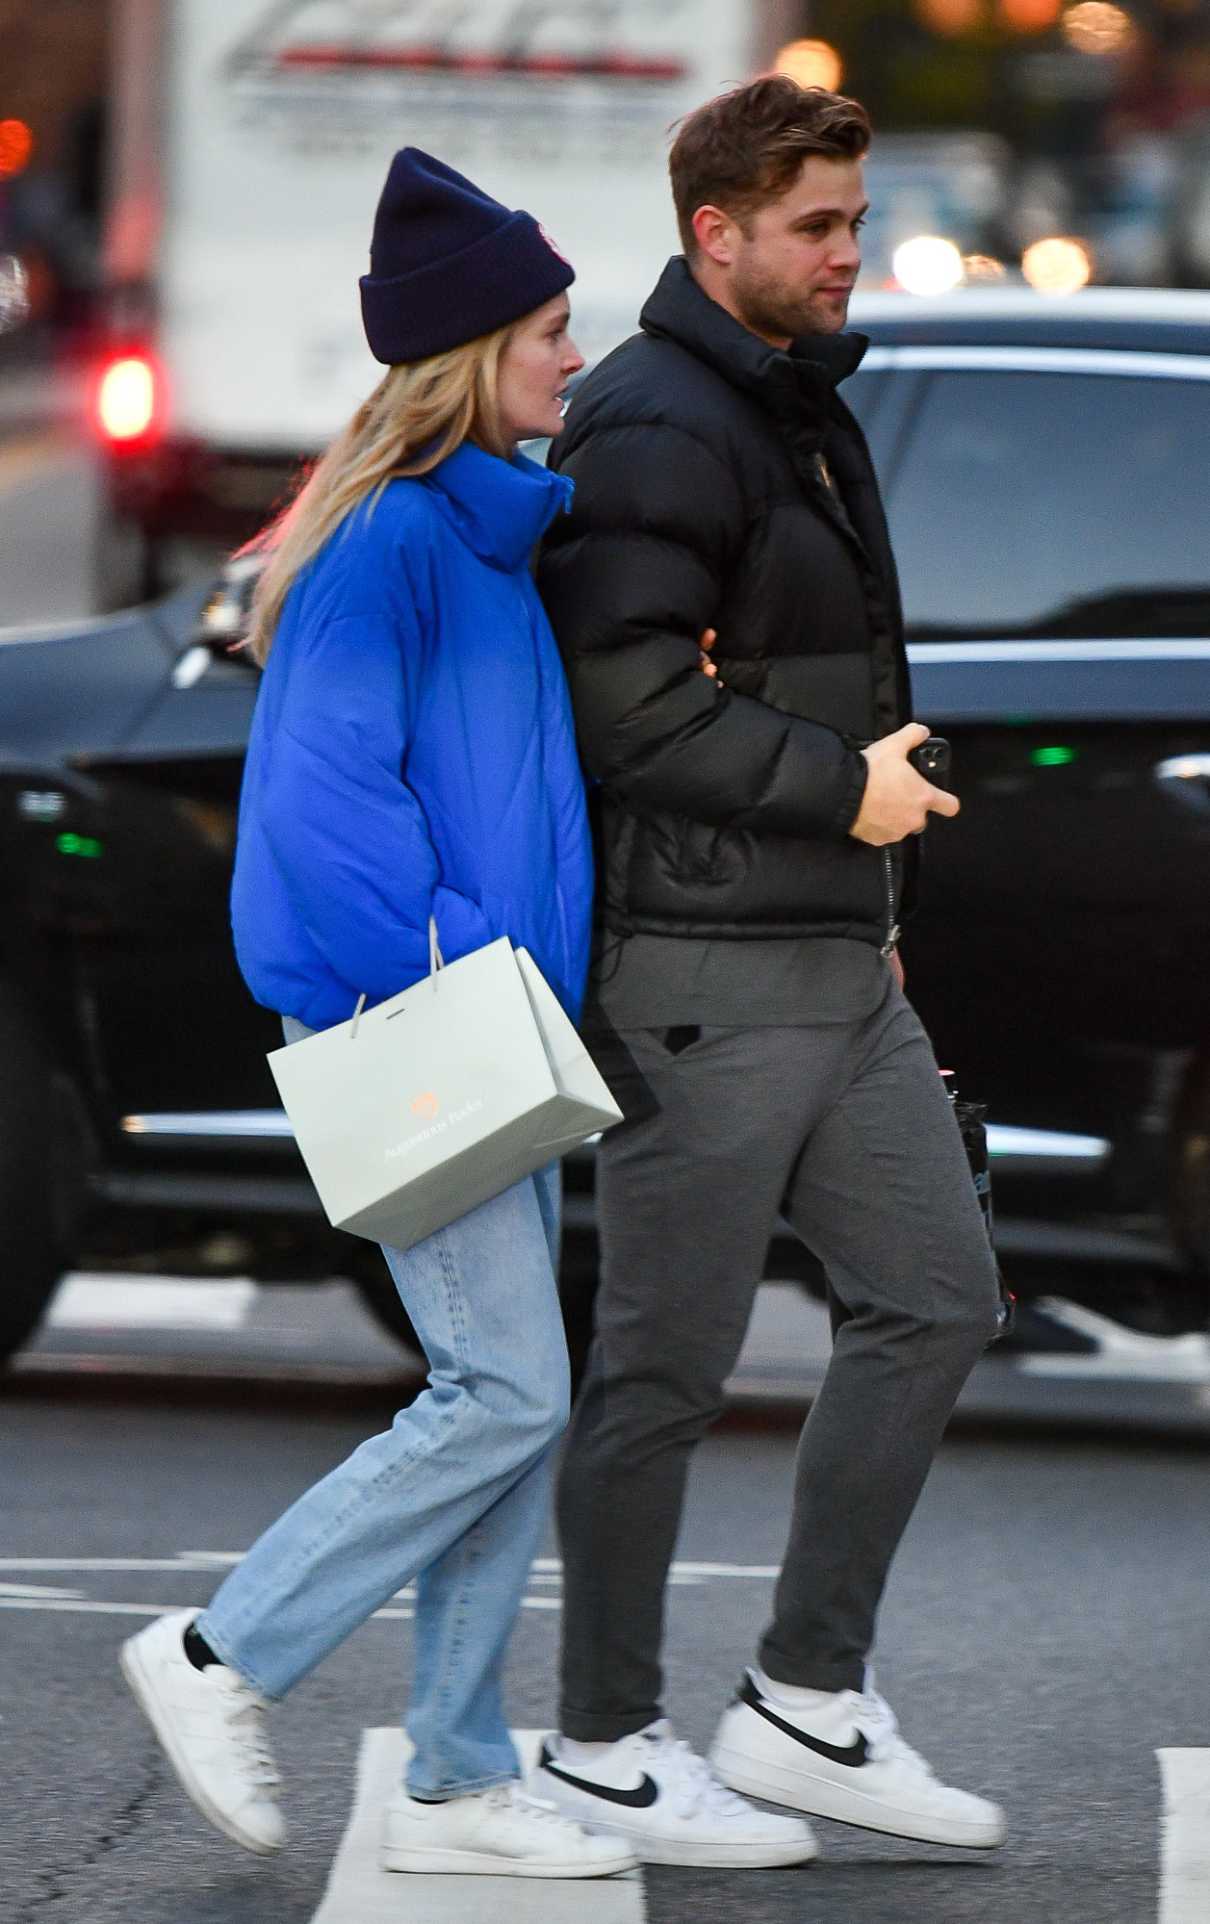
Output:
top-left (556, 976), bottom-right (1002, 1740)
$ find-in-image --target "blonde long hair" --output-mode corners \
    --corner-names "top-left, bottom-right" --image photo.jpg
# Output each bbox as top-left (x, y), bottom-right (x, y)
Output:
top-left (246, 324), bottom-right (514, 665)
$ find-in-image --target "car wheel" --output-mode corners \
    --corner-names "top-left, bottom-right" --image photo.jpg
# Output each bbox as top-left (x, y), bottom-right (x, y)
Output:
top-left (0, 984), bottom-right (85, 1362)
top-left (1171, 1048), bottom-right (1210, 1301)
top-left (351, 1259), bottom-right (426, 1361)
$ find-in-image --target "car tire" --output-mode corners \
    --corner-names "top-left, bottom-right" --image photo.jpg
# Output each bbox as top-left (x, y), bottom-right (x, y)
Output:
top-left (0, 983), bottom-right (85, 1363)
top-left (1171, 1048), bottom-right (1210, 1302)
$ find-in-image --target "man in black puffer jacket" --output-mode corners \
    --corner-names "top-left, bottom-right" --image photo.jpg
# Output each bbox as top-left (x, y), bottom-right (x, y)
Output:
top-left (533, 78), bottom-right (1006, 1867)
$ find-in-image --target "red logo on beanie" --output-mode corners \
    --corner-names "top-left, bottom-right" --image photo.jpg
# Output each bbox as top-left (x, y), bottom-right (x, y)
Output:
top-left (539, 224), bottom-right (571, 267)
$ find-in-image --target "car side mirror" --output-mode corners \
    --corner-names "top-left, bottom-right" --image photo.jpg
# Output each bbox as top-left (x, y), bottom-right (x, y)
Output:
top-left (195, 553), bottom-right (265, 657)
top-left (172, 555), bottom-right (265, 687)
top-left (171, 555), bottom-right (265, 689)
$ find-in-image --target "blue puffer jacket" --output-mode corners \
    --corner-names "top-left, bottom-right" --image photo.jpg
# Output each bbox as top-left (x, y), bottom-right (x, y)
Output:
top-left (230, 442), bottom-right (594, 1031)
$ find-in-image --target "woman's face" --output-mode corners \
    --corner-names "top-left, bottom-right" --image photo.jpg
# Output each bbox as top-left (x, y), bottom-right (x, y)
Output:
top-left (497, 295), bottom-right (585, 446)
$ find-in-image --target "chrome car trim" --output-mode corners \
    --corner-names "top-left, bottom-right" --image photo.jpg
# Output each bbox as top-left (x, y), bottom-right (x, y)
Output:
top-left (1156, 753), bottom-right (1210, 780)
top-left (0, 611), bottom-right (144, 648)
top-left (121, 1110), bottom-right (1108, 1165)
top-left (122, 1110), bottom-right (296, 1138)
top-left (861, 344), bottom-right (1210, 381)
top-left (987, 1125), bottom-right (1108, 1164)
top-left (1155, 754), bottom-right (1210, 814)
top-left (851, 287), bottom-right (1210, 325)
top-left (908, 639), bottom-right (1210, 664)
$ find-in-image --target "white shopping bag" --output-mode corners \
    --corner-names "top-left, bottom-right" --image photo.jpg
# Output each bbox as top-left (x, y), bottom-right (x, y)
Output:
top-left (267, 924), bottom-right (621, 1251)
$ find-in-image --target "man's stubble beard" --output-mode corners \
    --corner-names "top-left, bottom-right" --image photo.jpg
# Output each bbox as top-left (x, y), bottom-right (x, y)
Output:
top-left (732, 256), bottom-right (850, 342)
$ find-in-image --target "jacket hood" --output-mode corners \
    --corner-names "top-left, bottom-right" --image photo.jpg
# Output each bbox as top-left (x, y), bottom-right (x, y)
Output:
top-left (640, 256), bottom-right (868, 436)
top-left (423, 441), bottom-right (573, 572)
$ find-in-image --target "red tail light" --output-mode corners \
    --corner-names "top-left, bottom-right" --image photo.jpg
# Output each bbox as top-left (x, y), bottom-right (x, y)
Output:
top-left (96, 353), bottom-right (160, 444)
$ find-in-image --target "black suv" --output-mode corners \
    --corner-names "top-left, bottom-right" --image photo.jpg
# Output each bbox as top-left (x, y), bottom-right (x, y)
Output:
top-left (3, 288), bottom-right (1210, 1363)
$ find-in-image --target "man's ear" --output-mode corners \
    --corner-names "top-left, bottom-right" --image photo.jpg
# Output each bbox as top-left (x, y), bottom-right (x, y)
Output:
top-left (690, 203), bottom-right (737, 267)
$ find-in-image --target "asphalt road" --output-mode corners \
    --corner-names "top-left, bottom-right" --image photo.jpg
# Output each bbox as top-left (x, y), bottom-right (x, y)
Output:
top-left (0, 365), bottom-right (97, 624)
top-left (5, 1273), bottom-right (1210, 1924)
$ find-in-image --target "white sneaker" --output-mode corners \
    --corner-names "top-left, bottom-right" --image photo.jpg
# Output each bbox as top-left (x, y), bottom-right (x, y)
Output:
top-left (381, 1781), bottom-right (637, 1877)
top-left (120, 1609), bottom-right (284, 1855)
top-left (710, 1671), bottom-right (1006, 1850)
top-left (531, 1720), bottom-right (818, 1868)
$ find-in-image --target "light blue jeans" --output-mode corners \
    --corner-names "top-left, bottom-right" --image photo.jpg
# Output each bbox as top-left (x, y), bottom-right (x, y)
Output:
top-left (198, 1024), bottom-right (569, 1796)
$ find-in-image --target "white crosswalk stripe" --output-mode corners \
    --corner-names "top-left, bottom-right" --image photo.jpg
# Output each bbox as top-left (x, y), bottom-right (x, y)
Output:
top-left (1157, 1750), bottom-right (1210, 1923)
top-left (48, 1276), bottom-right (257, 1331)
top-left (311, 1728), bottom-right (646, 1924)
top-left (0, 1582), bottom-right (84, 1600)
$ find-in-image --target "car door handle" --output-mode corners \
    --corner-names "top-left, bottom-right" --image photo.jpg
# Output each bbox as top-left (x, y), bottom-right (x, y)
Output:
top-left (1154, 754), bottom-right (1210, 813)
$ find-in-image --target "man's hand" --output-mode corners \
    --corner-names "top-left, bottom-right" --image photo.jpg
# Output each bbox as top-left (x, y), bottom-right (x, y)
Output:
top-left (850, 722), bottom-right (960, 846)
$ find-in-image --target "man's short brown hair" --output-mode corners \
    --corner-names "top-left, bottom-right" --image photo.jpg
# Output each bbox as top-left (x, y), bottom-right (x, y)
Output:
top-left (669, 75), bottom-right (871, 255)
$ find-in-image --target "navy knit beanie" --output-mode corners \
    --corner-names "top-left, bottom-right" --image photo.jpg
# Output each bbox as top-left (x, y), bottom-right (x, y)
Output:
top-left (359, 148), bottom-right (575, 366)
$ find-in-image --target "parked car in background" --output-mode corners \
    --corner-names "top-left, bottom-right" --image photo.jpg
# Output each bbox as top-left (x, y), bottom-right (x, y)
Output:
top-left (2, 287), bottom-right (1209, 1366)
top-left (849, 286), bottom-right (1210, 1309)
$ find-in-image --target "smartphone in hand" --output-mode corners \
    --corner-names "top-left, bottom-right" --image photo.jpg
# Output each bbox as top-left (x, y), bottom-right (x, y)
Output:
top-left (908, 736), bottom-right (952, 787)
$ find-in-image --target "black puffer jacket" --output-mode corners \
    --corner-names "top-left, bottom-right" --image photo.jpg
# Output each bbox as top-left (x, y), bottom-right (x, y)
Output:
top-left (539, 257), bottom-right (913, 946)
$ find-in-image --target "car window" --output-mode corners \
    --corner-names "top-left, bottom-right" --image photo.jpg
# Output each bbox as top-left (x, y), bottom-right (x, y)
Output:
top-left (886, 370), bottom-right (1210, 640)
top-left (838, 367), bottom-right (915, 475)
top-left (840, 367), bottom-right (886, 433)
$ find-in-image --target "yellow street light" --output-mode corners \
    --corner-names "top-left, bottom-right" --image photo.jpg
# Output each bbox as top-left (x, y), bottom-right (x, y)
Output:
top-left (915, 0), bottom-right (984, 31)
top-left (1022, 235), bottom-right (1093, 292)
top-left (893, 235), bottom-right (967, 295)
top-left (773, 39), bottom-right (845, 92)
top-left (1060, 3), bottom-right (1136, 53)
top-left (998, 0), bottom-right (1062, 28)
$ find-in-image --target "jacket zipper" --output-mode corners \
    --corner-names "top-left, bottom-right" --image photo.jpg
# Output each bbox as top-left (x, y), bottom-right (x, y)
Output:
top-left (880, 847), bottom-right (901, 958)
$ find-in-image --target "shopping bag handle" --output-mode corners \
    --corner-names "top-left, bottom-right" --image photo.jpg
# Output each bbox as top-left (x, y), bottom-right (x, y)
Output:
top-left (428, 915), bottom-right (445, 981)
top-left (348, 916), bottom-right (445, 1042)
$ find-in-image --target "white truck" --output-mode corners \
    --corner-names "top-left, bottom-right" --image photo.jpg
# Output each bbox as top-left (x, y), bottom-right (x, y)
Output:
top-left (96, 0), bottom-right (804, 606)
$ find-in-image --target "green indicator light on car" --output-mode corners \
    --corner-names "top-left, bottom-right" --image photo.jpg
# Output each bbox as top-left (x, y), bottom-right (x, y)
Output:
top-left (1030, 745), bottom-right (1077, 768)
top-left (55, 832), bottom-right (103, 858)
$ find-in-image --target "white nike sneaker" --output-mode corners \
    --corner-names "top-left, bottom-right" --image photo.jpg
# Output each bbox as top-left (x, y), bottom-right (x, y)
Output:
top-left (120, 1609), bottom-right (284, 1854)
top-left (380, 1782), bottom-right (637, 1877)
top-left (710, 1671), bottom-right (1006, 1850)
top-left (531, 1720), bottom-right (818, 1868)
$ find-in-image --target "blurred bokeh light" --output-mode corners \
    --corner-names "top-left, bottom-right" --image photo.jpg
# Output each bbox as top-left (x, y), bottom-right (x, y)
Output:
top-left (964, 252), bottom-right (1009, 281)
top-left (1022, 234), bottom-right (1095, 291)
top-left (0, 255), bottom-right (30, 332)
top-left (1060, 3), bottom-right (1137, 55)
top-left (998, 0), bottom-right (1063, 31)
top-left (893, 233), bottom-right (967, 293)
top-left (97, 356), bottom-right (157, 443)
top-left (773, 39), bottom-right (845, 91)
top-left (915, 0), bottom-right (984, 32)
top-left (0, 118), bottom-right (34, 180)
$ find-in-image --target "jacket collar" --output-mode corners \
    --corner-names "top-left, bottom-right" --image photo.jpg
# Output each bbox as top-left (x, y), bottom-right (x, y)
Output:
top-left (639, 256), bottom-right (867, 433)
top-left (424, 441), bottom-right (573, 571)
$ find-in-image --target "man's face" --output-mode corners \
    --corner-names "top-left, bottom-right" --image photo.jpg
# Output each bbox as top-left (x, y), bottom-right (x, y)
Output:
top-left (727, 155), bottom-right (867, 344)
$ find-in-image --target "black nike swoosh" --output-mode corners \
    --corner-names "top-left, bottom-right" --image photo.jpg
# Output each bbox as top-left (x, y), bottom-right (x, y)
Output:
top-left (538, 1743), bottom-right (660, 1808)
top-left (738, 1675), bottom-right (869, 1768)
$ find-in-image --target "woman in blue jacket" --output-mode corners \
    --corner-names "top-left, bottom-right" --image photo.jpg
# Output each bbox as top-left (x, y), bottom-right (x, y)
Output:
top-left (120, 150), bottom-right (632, 1884)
